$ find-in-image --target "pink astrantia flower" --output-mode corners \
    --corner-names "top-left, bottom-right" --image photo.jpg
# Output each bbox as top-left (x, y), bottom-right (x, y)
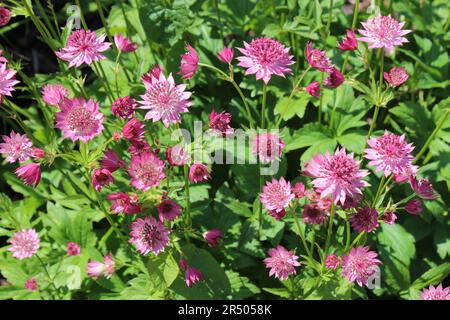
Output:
top-left (393, 163), bottom-right (418, 183)
top-left (323, 67), bottom-right (345, 88)
top-left (358, 15), bottom-right (411, 50)
top-left (189, 163), bottom-right (210, 183)
top-left (421, 284), bottom-right (450, 300)
top-left (0, 7), bottom-right (11, 27)
top-left (41, 84), bottom-right (69, 106)
top-left (304, 148), bottom-right (369, 206)
top-left (128, 140), bottom-right (151, 156)
top-left (141, 65), bottom-right (163, 85)
top-left (128, 152), bottom-right (165, 191)
top-left (15, 163), bottom-right (41, 188)
top-left (264, 245), bottom-right (300, 280)
top-left (0, 63), bottom-right (20, 99)
top-left (292, 182), bottom-right (306, 199)
top-left (209, 110), bottom-right (234, 136)
top-left (260, 177), bottom-right (294, 213)
top-left (203, 229), bottom-right (221, 247)
top-left (107, 192), bottom-right (141, 214)
top-left (0, 131), bottom-right (34, 163)
top-left (185, 266), bottom-right (203, 287)
top-left (302, 203), bottom-right (327, 225)
top-left (33, 148), bottom-right (45, 160)
top-left (8, 229), bottom-right (40, 259)
top-left (100, 149), bottom-right (125, 173)
top-left (87, 254), bottom-right (115, 279)
top-left (179, 258), bottom-right (188, 270)
top-left (25, 278), bottom-right (38, 292)
top-left (305, 81), bottom-right (321, 97)
top-left (129, 217), bottom-right (170, 256)
top-left (91, 168), bottom-right (114, 192)
top-left (405, 199), bottom-right (422, 215)
top-left (409, 177), bottom-right (437, 200)
top-left (55, 97), bottom-right (104, 143)
top-left (380, 211), bottom-right (397, 224)
top-left (217, 47), bottom-right (234, 64)
top-left (364, 131), bottom-right (415, 177)
top-left (111, 96), bottom-right (136, 119)
top-left (384, 66), bottom-right (408, 87)
top-left (305, 42), bottom-right (334, 72)
top-left (122, 118), bottom-right (145, 142)
top-left (237, 37), bottom-right (294, 84)
top-left (251, 133), bottom-right (284, 164)
top-left (337, 29), bottom-right (358, 51)
top-left (139, 73), bottom-right (192, 127)
top-left (166, 145), bottom-right (190, 166)
top-left (0, 49), bottom-right (8, 64)
top-left (56, 29), bottom-right (111, 67)
top-left (268, 209), bottom-right (286, 221)
top-left (157, 198), bottom-right (181, 222)
top-left (350, 206), bottom-right (379, 233)
top-left (340, 193), bottom-right (362, 210)
top-left (325, 254), bottom-right (341, 270)
top-left (178, 44), bottom-right (199, 80)
top-left (341, 246), bottom-right (381, 287)
top-left (66, 242), bottom-right (81, 256)
top-left (306, 190), bottom-right (333, 212)
top-left (114, 33), bottom-right (138, 53)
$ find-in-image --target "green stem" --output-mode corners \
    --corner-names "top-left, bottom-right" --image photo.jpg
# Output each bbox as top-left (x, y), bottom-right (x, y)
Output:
top-left (372, 174), bottom-right (387, 207)
top-left (94, 0), bottom-right (112, 41)
top-left (258, 171), bottom-right (263, 240)
top-left (261, 84), bottom-right (267, 128)
top-left (341, 0), bottom-right (360, 74)
top-left (367, 104), bottom-right (380, 138)
top-left (345, 215), bottom-right (351, 251)
top-left (324, 203), bottom-right (335, 253)
top-left (183, 165), bottom-right (191, 229)
top-left (213, 0), bottom-right (224, 40)
top-left (293, 209), bottom-right (312, 257)
top-left (326, 0), bottom-right (334, 36)
top-left (350, 231), bottom-right (365, 249)
top-left (36, 254), bottom-right (61, 299)
top-left (93, 62), bottom-right (114, 102)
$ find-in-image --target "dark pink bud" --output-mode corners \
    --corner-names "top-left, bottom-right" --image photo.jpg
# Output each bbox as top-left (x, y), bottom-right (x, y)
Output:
top-left (305, 81), bottom-right (321, 97)
top-left (405, 199), bottom-right (422, 215)
top-left (337, 29), bottom-right (358, 51)
top-left (217, 47), bottom-right (234, 64)
top-left (92, 168), bottom-right (114, 192)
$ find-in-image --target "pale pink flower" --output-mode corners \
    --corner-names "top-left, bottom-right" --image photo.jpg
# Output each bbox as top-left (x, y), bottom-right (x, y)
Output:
top-left (364, 131), bottom-right (415, 177)
top-left (341, 246), bottom-right (381, 287)
top-left (129, 217), bottom-right (170, 255)
top-left (100, 149), bottom-right (125, 173)
top-left (25, 278), bottom-right (38, 292)
top-left (0, 63), bottom-right (19, 99)
top-left (203, 229), bottom-right (221, 247)
top-left (15, 163), bottom-right (41, 188)
top-left (209, 110), bottom-right (234, 136)
top-left (405, 199), bottom-right (422, 215)
top-left (128, 152), bottom-right (165, 191)
top-left (384, 66), bottom-right (408, 87)
top-left (264, 245), bottom-right (300, 280)
top-left (409, 177), bottom-right (437, 200)
top-left (337, 29), bottom-right (358, 51)
top-left (350, 206), bottom-right (379, 233)
top-left (185, 266), bottom-right (203, 287)
top-left (188, 163), bottom-right (210, 183)
top-left (217, 47), bottom-right (234, 64)
top-left (358, 15), bottom-right (411, 50)
top-left (0, 7), bottom-right (11, 27)
top-left (178, 44), bottom-right (199, 80)
top-left (141, 65), bottom-right (163, 85)
top-left (305, 42), bottom-right (334, 72)
top-left (323, 67), bottom-right (345, 88)
top-left (251, 132), bottom-right (284, 164)
top-left (421, 284), bottom-right (450, 300)
top-left (107, 192), bottom-right (141, 214)
top-left (56, 29), bottom-right (111, 67)
top-left (41, 84), bottom-right (69, 106)
top-left (302, 203), bottom-right (327, 225)
top-left (114, 33), bottom-right (138, 53)
top-left (325, 254), bottom-right (341, 270)
top-left (260, 177), bottom-right (294, 213)
top-left (237, 37), bottom-right (294, 84)
top-left (139, 73), bottom-right (192, 127)
top-left (304, 148), bottom-right (369, 206)
top-left (0, 131), bottom-right (33, 163)
top-left (111, 96), bottom-right (136, 119)
top-left (55, 97), bottom-right (104, 143)
top-left (305, 81), bottom-right (321, 97)
top-left (122, 118), bottom-right (145, 142)
top-left (87, 254), bottom-right (115, 279)
top-left (66, 242), bottom-right (81, 256)
top-left (380, 211), bottom-right (397, 224)
top-left (157, 198), bottom-right (181, 222)
top-left (166, 145), bottom-right (190, 166)
top-left (91, 168), bottom-right (114, 192)
top-left (0, 49), bottom-right (8, 64)
top-left (8, 229), bottom-right (40, 259)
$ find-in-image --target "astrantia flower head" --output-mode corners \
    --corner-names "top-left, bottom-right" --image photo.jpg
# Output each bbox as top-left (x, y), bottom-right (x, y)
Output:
top-left (251, 132), bottom-right (284, 164)
top-left (364, 131), bottom-right (415, 177)
top-left (358, 15), bottom-right (411, 50)
top-left (92, 168), bottom-right (114, 192)
top-left (67, 242), bottom-right (81, 256)
top-left (323, 68), bottom-right (345, 88)
top-left (268, 209), bottom-right (286, 221)
top-left (305, 42), bottom-right (334, 72)
top-left (305, 81), bottom-right (321, 97)
top-left (141, 65), bottom-right (163, 85)
top-left (384, 66), bottom-right (408, 87)
top-left (0, 131), bottom-right (33, 163)
top-left (0, 49), bottom-right (8, 64)
top-left (55, 97), bottom-right (104, 143)
top-left (41, 84), bottom-right (69, 106)
top-left (122, 118), bottom-right (145, 142)
top-left (185, 266), bottom-right (203, 287)
top-left (56, 29), bottom-right (111, 67)
top-left (114, 33), bottom-right (138, 53)
top-left (178, 44), bottom-right (199, 80)
top-left (166, 145), bottom-right (190, 166)
top-left (302, 203), bottom-right (327, 225)
top-left (111, 96), bottom-right (136, 119)
top-left (25, 278), bottom-right (38, 292)
top-left (260, 177), bottom-right (294, 213)
top-left (157, 198), bottom-right (181, 222)
top-left (350, 206), bottom-right (379, 233)
top-left (292, 182), bottom-right (306, 199)
top-left (405, 199), bottom-right (422, 215)
top-left (0, 7), bottom-right (11, 27)
top-left (341, 246), bottom-right (381, 287)
top-left (87, 254), bottom-right (115, 279)
top-left (337, 29), bottom-right (358, 51)
top-left (421, 284), bottom-right (450, 300)
top-left (203, 229), bottom-right (221, 247)
top-left (128, 140), bottom-right (151, 156)
top-left (139, 72), bottom-right (192, 127)
top-left (325, 254), bottom-right (341, 270)
top-left (409, 177), bottom-right (437, 200)
top-left (129, 217), bottom-right (170, 256)
top-left (340, 193), bottom-right (362, 210)
top-left (380, 211), bottom-right (397, 224)
top-left (237, 37), bottom-right (294, 84)
top-left (100, 149), bottom-right (125, 173)
top-left (8, 229), bottom-right (40, 259)
top-left (128, 152), bottom-right (165, 191)
top-left (107, 192), bottom-right (141, 214)
top-left (217, 47), bottom-right (234, 64)
top-left (304, 148), bottom-right (369, 206)
top-left (15, 163), bottom-right (41, 188)
top-left (189, 163), bottom-right (210, 183)
top-left (0, 63), bottom-right (20, 99)
top-left (264, 245), bottom-right (300, 280)
top-left (209, 110), bottom-right (234, 136)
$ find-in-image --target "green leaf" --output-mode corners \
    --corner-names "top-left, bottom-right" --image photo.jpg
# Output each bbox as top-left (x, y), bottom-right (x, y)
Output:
top-left (263, 287), bottom-right (291, 298)
top-left (226, 270), bottom-right (260, 299)
top-left (274, 92), bottom-right (309, 121)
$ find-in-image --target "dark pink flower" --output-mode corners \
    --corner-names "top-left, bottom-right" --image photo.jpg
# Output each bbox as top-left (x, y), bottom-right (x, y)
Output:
top-left (409, 177), bottom-right (437, 200)
top-left (178, 44), bottom-right (199, 80)
top-left (337, 30), bottom-right (358, 51)
top-left (114, 33), bottom-right (138, 52)
top-left (179, 258), bottom-right (188, 270)
top-left (129, 217), bottom-right (170, 255)
top-left (92, 168), bottom-right (114, 192)
top-left (15, 163), bottom-right (41, 188)
top-left (305, 81), bottom-right (321, 97)
top-left (323, 68), bottom-right (345, 88)
top-left (166, 145), bottom-right (190, 166)
top-left (33, 148), bottom-right (45, 160)
top-left (128, 140), bottom-right (151, 156)
top-left (302, 203), bottom-right (327, 225)
top-left (340, 194), bottom-right (362, 210)
top-left (66, 242), bottom-right (81, 256)
top-left (305, 42), bottom-right (334, 72)
top-left (405, 199), bottom-right (422, 215)
top-left (122, 118), bottom-right (145, 142)
top-left (141, 65), bottom-right (163, 85)
top-left (384, 66), bottom-right (408, 87)
top-left (41, 84), bottom-right (69, 106)
top-left (421, 284), bottom-right (450, 300)
top-left (185, 267), bottom-right (203, 287)
top-left (100, 149), bottom-right (125, 173)
top-left (107, 192), bottom-right (141, 214)
top-left (189, 163), bottom-right (210, 183)
top-left (380, 211), bottom-right (397, 224)
top-left (341, 246), bottom-right (381, 287)
top-left (209, 110), bottom-right (234, 136)
top-left (128, 152), bottom-right (165, 191)
top-left (292, 182), bottom-right (306, 198)
top-left (157, 198), bottom-right (181, 222)
top-left (324, 254), bottom-right (341, 270)
top-left (25, 278), bottom-right (38, 292)
top-left (217, 47), bottom-right (234, 64)
top-left (203, 229), bottom-right (221, 247)
top-left (350, 206), bottom-right (379, 233)
top-left (268, 209), bottom-right (286, 221)
top-left (264, 245), bottom-right (300, 280)
top-left (111, 96), bottom-right (136, 119)
top-left (0, 7), bottom-right (11, 27)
